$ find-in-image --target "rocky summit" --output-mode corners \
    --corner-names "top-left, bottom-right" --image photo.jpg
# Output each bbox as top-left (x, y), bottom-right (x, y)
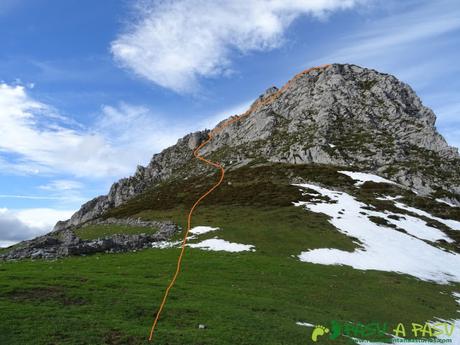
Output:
top-left (55, 63), bottom-right (460, 231)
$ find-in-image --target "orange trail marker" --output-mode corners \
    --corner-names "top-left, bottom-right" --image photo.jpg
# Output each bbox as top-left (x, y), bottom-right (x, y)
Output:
top-left (148, 65), bottom-right (330, 342)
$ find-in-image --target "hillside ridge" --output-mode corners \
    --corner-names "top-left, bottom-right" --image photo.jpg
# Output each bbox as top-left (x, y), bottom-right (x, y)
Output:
top-left (54, 63), bottom-right (460, 231)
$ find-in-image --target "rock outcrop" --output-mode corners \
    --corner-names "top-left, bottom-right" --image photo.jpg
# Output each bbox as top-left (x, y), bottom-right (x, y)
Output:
top-left (1, 220), bottom-right (178, 260)
top-left (54, 63), bottom-right (460, 230)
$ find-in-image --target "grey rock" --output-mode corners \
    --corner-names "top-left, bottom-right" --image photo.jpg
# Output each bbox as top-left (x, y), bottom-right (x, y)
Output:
top-left (1, 219), bottom-right (179, 261)
top-left (187, 131), bottom-right (208, 150)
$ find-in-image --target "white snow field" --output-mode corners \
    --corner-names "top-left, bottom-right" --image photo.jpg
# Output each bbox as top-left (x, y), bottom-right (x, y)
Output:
top-left (188, 238), bottom-right (254, 252)
top-left (293, 183), bottom-right (460, 283)
top-left (338, 171), bottom-right (397, 186)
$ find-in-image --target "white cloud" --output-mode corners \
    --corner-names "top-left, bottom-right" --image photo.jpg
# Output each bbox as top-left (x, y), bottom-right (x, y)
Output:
top-left (38, 179), bottom-right (84, 191)
top-left (0, 208), bottom-right (73, 247)
top-left (0, 194), bottom-right (66, 200)
top-left (36, 179), bottom-right (87, 205)
top-left (111, 0), bottom-right (365, 92)
top-left (14, 208), bottom-right (73, 229)
top-left (95, 102), bottom-right (188, 161)
top-left (0, 182), bottom-right (87, 207)
top-left (0, 83), bottom-right (185, 179)
top-left (0, 83), bottom-right (113, 177)
top-left (318, 0), bottom-right (460, 65)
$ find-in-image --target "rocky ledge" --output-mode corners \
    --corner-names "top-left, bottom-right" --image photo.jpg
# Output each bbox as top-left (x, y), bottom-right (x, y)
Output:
top-left (1, 219), bottom-right (179, 260)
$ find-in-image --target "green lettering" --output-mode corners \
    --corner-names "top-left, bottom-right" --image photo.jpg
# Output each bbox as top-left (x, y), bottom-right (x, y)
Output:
top-left (343, 322), bottom-right (354, 337)
top-left (329, 320), bottom-right (342, 340)
top-left (364, 323), bottom-right (379, 337)
top-left (353, 322), bottom-right (366, 338)
top-left (379, 323), bottom-right (389, 336)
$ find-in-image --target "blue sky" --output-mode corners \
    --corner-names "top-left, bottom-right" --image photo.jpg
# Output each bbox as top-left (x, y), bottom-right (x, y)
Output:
top-left (0, 0), bottom-right (459, 246)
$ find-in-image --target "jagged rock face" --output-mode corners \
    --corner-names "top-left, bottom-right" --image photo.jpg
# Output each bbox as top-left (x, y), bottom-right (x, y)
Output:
top-left (55, 64), bottom-right (460, 230)
top-left (203, 64), bottom-right (459, 194)
top-left (206, 64), bottom-right (454, 157)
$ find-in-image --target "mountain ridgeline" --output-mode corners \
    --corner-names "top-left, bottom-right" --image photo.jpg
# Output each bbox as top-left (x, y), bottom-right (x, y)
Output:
top-left (55, 63), bottom-right (460, 231)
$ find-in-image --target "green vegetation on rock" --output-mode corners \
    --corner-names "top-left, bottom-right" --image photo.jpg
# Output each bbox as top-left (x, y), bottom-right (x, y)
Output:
top-left (75, 224), bottom-right (159, 240)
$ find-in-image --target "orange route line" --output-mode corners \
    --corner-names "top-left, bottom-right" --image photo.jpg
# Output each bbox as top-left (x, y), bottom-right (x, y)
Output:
top-left (148, 64), bottom-right (330, 342)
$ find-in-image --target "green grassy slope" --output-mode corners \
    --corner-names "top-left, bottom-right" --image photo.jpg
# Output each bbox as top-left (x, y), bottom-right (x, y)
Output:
top-left (1, 248), bottom-right (458, 345)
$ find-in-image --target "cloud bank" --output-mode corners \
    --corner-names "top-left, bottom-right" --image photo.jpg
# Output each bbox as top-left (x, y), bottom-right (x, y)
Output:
top-left (0, 83), bottom-right (186, 179)
top-left (0, 208), bottom-right (73, 247)
top-left (111, 0), bottom-right (364, 92)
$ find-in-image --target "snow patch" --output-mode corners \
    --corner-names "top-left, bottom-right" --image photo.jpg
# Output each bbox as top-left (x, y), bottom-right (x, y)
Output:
top-left (152, 225), bottom-right (255, 253)
top-left (454, 292), bottom-right (460, 303)
top-left (393, 202), bottom-right (460, 231)
top-left (189, 226), bottom-right (219, 236)
top-left (388, 214), bottom-right (452, 243)
top-left (294, 183), bottom-right (460, 283)
top-left (338, 171), bottom-right (397, 186)
top-left (436, 199), bottom-right (458, 208)
top-left (376, 195), bottom-right (402, 201)
top-left (188, 238), bottom-right (254, 252)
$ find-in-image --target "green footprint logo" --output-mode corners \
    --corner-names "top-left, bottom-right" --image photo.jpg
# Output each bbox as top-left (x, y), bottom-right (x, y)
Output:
top-left (311, 325), bottom-right (330, 342)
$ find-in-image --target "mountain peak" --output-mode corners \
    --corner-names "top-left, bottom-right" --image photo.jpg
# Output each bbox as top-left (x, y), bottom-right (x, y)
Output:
top-left (54, 64), bottom-right (460, 230)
